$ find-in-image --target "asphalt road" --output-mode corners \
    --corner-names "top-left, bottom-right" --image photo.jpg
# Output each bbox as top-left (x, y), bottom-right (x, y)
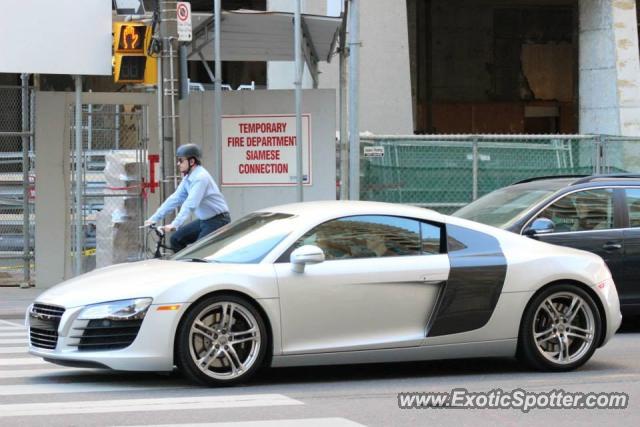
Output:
top-left (1, 317), bottom-right (639, 427)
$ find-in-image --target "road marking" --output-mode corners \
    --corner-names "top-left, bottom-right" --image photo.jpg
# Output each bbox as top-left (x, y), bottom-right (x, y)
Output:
top-left (0, 332), bottom-right (26, 338)
top-left (0, 320), bottom-right (24, 328)
top-left (0, 347), bottom-right (27, 354)
top-left (0, 357), bottom-right (51, 366)
top-left (0, 338), bottom-right (26, 345)
top-left (0, 394), bottom-right (303, 417)
top-left (122, 418), bottom-right (365, 427)
top-left (0, 327), bottom-right (24, 332)
top-left (0, 382), bottom-right (187, 397)
top-left (0, 368), bottom-right (79, 379)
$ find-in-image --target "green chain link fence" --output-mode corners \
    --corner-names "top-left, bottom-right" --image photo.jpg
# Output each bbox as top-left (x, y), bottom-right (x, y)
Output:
top-left (360, 135), bottom-right (640, 214)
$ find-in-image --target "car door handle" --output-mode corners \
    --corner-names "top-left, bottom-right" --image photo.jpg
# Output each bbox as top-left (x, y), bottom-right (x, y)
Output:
top-left (422, 278), bottom-right (445, 285)
top-left (602, 242), bottom-right (622, 251)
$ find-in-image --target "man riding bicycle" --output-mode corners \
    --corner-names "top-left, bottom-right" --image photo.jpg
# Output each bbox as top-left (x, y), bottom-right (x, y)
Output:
top-left (144, 143), bottom-right (230, 252)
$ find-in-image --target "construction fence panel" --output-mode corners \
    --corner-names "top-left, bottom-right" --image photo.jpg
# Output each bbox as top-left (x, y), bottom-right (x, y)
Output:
top-left (359, 135), bottom-right (627, 214)
top-left (599, 136), bottom-right (640, 174)
top-left (0, 85), bottom-right (34, 286)
top-left (69, 104), bottom-right (148, 275)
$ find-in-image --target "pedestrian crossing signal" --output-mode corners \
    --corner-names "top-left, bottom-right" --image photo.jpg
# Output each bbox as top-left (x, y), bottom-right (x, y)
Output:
top-left (113, 23), bottom-right (157, 84)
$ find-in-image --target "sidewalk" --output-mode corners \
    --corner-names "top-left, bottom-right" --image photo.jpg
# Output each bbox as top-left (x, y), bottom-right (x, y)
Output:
top-left (0, 286), bottom-right (43, 319)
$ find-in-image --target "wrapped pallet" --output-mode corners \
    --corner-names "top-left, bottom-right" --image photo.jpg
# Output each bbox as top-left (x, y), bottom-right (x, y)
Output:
top-left (96, 150), bottom-right (145, 268)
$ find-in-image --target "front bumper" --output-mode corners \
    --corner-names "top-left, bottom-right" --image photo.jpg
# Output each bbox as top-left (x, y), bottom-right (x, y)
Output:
top-left (27, 302), bottom-right (189, 371)
top-left (595, 277), bottom-right (622, 347)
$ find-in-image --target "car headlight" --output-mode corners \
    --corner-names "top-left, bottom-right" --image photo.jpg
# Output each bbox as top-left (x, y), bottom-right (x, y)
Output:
top-left (78, 298), bottom-right (153, 321)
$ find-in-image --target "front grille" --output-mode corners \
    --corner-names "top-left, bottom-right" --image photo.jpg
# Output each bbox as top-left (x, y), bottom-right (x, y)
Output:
top-left (29, 303), bottom-right (65, 350)
top-left (70, 319), bottom-right (143, 351)
top-left (31, 303), bottom-right (65, 318)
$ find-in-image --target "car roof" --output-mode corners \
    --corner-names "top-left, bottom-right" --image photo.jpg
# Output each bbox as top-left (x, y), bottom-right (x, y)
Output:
top-left (513, 174), bottom-right (640, 189)
top-left (257, 200), bottom-right (446, 224)
top-left (508, 177), bottom-right (577, 192)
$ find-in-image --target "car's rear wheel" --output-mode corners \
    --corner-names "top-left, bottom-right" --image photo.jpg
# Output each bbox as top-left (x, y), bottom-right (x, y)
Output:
top-left (176, 294), bottom-right (267, 386)
top-left (518, 284), bottom-right (601, 371)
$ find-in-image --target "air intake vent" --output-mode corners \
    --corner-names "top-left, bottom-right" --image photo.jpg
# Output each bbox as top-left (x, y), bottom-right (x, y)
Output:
top-left (29, 303), bottom-right (65, 350)
top-left (29, 328), bottom-right (58, 350)
top-left (71, 319), bottom-right (143, 351)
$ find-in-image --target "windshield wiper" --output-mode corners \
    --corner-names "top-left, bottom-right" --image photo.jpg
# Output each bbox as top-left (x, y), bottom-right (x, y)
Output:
top-left (181, 257), bottom-right (210, 263)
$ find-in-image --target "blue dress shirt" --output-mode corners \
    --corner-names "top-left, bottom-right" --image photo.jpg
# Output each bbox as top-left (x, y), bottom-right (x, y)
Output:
top-left (149, 166), bottom-right (229, 228)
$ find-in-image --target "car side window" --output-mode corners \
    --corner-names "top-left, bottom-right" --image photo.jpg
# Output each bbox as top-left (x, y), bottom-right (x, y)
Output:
top-left (421, 222), bottom-right (443, 254)
top-left (284, 215), bottom-right (426, 261)
top-left (626, 189), bottom-right (640, 228)
top-left (537, 189), bottom-right (614, 232)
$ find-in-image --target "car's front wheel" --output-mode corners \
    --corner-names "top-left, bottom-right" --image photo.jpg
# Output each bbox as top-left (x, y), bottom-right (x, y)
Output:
top-left (176, 294), bottom-right (267, 386)
top-left (518, 284), bottom-right (602, 371)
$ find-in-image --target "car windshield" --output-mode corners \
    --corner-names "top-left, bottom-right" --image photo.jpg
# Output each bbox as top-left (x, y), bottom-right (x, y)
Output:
top-left (172, 212), bottom-right (295, 264)
top-left (453, 185), bottom-right (560, 228)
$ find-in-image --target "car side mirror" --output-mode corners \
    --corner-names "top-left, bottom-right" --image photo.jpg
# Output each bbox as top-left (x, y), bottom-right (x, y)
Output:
top-left (524, 218), bottom-right (555, 237)
top-left (290, 245), bottom-right (325, 273)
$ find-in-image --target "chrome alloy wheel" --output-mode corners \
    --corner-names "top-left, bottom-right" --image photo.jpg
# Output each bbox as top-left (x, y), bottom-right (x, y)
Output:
top-left (188, 301), bottom-right (261, 381)
top-left (532, 292), bottom-right (596, 365)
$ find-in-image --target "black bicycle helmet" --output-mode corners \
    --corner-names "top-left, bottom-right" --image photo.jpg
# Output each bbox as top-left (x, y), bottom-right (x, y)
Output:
top-left (176, 143), bottom-right (202, 160)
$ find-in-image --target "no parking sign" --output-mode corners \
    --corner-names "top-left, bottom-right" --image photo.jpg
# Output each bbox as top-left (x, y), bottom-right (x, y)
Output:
top-left (177, 2), bottom-right (192, 42)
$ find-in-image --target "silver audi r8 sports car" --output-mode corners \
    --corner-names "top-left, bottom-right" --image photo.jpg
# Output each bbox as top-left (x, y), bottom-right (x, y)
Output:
top-left (28, 201), bottom-right (622, 386)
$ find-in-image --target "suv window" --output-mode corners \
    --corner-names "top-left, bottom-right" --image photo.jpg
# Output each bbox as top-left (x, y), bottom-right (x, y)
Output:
top-left (536, 189), bottom-right (614, 232)
top-left (626, 188), bottom-right (640, 228)
top-left (280, 215), bottom-right (443, 261)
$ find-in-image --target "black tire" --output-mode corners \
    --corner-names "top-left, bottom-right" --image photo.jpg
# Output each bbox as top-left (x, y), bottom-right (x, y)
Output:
top-left (518, 284), bottom-right (602, 372)
top-left (176, 294), bottom-right (268, 386)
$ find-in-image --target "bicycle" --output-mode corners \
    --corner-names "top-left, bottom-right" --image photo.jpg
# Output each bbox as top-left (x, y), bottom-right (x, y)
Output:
top-left (141, 223), bottom-right (173, 259)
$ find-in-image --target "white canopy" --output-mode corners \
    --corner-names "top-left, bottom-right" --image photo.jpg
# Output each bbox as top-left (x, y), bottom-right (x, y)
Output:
top-left (188, 10), bottom-right (343, 86)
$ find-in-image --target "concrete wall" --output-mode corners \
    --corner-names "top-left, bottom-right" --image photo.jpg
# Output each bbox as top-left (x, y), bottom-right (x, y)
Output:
top-left (34, 88), bottom-right (333, 287)
top-left (267, 0), bottom-right (414, 134)
top-left (180, 89), bottom-right (336, 219)
top-left (579, 0), bottom-right (640, 137)
top-left (355, 0), bottom-right (413, 134)
top-left (34, 93), bottom-right (69, 289)
top-left (35, 92), bottom-right (158, 288)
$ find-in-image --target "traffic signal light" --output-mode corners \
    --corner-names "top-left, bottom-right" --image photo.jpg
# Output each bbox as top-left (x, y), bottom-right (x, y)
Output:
top-left (113, 22), bottom-right (157, 85)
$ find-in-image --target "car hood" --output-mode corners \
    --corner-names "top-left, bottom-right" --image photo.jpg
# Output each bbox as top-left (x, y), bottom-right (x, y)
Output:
top-left (34, 260), bottom-right (264, 309)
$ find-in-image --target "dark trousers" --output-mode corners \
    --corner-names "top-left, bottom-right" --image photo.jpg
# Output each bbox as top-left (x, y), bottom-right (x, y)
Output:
top-left (170, 212), bottom-right (230, 252)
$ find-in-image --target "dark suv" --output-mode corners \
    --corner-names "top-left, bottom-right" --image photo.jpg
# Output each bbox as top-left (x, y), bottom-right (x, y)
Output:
top-left (453, 174), bottom-right (640, 315)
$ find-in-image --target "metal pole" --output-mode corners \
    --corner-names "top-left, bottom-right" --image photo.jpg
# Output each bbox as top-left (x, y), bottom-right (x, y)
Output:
top-left (339, 1), bottom-right (349, 200)
top-left (593, 136), bottom-right (602, 175)
top-left (87, 101), bottom-right (93, 163)
top-left (169, 39), bottom-right (178, 189)
top-left (20, 74), bottom-right (30, 288)
top-left (348, 0), bottom-right (360, 200)
top-left (294, 0), bottom-right (303, 202)
top-left (160, 0), bottom-right (179, 199)
top-left (472, 138), bottom-right (479, 201)
top-left (115, 104), bottom-right (120, 149)
top-left (214, 0), bottom-right (223, 184)
top-left (74, 75), bottom-right (83, 276)
top-left (179, 44), bottom-right (189, 101)
top-left (141, 106), bottom-right (149, 258)
top-left (156, 54), bottom-right (165, 202)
